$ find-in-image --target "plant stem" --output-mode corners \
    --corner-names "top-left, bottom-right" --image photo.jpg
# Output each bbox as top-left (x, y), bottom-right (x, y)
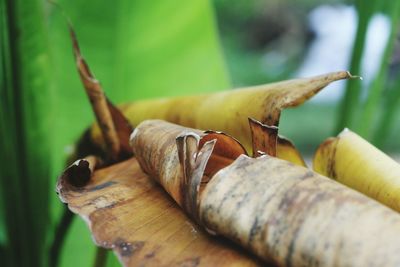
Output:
top-left (372, 74), bottom-right (400, 147)
top-left (49, 207), bottom-right (75, 267)
top-left (357, 1), bottom-right (400, 139)
top-left (1, 0), bottom-right (52, 265)
top-left (335, 0), bottom-right (376, 133)
top-left (1, 0), bottom-right (37, 265)
top-left (93, 247), bottom-right (108, 267)
top-left (70, 28), bottom-right (121, 161)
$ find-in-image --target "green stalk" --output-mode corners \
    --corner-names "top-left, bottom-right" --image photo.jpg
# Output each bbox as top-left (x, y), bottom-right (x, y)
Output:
top-left (93, 247), bottom-right (108, 267)
top-left (50, 207), bottom-right (74, 267)
top-left (335, 0), bottom-right (376, 133)
top-left (1, 1), bottom-right (32, 266)
top-left (372, 74), bottom-right (400, 147)
top-left (0, 0), bottom-right (53, 265)
top-left (357, 0), bottom-right (400, 139)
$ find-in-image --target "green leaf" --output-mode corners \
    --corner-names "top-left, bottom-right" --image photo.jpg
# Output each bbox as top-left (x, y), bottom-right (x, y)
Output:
top-left (59, 218), bottom-right (96, 267)
top-left (0, 0), bottom-right (52, 266)
top-left (112, 0), bottom-right (230, 99)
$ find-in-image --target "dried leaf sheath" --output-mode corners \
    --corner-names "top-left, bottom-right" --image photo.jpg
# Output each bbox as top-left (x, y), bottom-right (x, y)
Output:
top-left (70, 27), bottom-right (133, 161)
top-left (276, 136), bottom-right (306, 166)
top-left (56, 155), bottom-right (101, 198)
top-left (247, 118), bottom-right (305, 165)
top-left (313, 129), bottom-right (400, 212)
top-left (130, 120), bottom-right (400, 267)
top-left (200, 155), bottom-right (400, 266)
top-left (90, 71), bottom-right (354, 159)
top-left (130, 120), bottom-right (246, 219)
top-left (56, 158), bottom-right (261, 266)
top-left (249, 118), bottom-right (278, 157)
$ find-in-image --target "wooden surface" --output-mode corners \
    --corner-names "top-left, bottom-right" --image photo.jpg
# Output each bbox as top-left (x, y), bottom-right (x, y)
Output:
top-left (59, 157), bottom-right (264, 266)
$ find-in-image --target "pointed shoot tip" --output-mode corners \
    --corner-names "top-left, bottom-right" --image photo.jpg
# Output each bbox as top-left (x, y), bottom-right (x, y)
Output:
top-left (346, 71), bottom-right (363, 80)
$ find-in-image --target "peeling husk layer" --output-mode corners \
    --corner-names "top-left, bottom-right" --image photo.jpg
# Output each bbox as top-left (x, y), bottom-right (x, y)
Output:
top-left (313, 129), bottom-right (400, 212)
top-left (130, 120), bottom-right (247, 219)
top-left (131, 120), bottom-right (400, 267)
top-left (91, 71), bottom-right (353, 163)
top-left (57, 158), bottom-right (262, 266)
top-left (200, 155), bottom-right (400, 266)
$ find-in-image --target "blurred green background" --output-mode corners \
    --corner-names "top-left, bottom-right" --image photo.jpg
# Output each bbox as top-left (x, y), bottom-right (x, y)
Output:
top-left (1, 0), bottom-right (400, 266)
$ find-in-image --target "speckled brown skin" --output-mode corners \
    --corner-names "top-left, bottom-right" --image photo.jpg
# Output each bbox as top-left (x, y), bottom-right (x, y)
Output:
top-left (200, 155), bottom-right (400, 267)
top-left (130, 120), bottom-right (246, 220)
top-left (71, 27), bottom-right (133, 161)
top-left (131, 120), bottom-right (400, 267)
top-left (57, 158), bottom-right (263, 267)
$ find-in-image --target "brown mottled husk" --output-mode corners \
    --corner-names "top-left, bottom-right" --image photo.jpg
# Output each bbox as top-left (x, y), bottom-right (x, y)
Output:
top-left (70, 27), bottom-right (133, 161)
top-left (56, 155), bottom-right (100, 199)
top-left (130, 120), bottom-right (246, 220)
top-left (56, 158), bottom-right (263, 267)
top-left (200, 155), bottom-right (400, 266)
top-left (131, 120), bottom-right (400, 267)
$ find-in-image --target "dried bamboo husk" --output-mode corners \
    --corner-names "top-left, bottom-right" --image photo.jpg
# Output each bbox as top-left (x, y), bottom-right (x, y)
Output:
top-left (130, 119), bottom-right (400, 267)
top-left (89, 71), bottom-right (356, 165)
top-left (57, 158), bottom-right (263, 266)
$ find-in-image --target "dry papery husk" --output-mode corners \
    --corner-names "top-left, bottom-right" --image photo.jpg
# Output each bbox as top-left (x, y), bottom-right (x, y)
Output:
top-left (130, 119), bottom-right (400, 267)
top-left (57, 157), bottom-right (263, 266)
top-left (61, 27), bottom-right (264, 266)
top-left (314, 128), bottom-right (400, 212)
top-left (70, 26), bottom-right (133, 161)
top-left (90, 71), bottom-right (355, 165)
